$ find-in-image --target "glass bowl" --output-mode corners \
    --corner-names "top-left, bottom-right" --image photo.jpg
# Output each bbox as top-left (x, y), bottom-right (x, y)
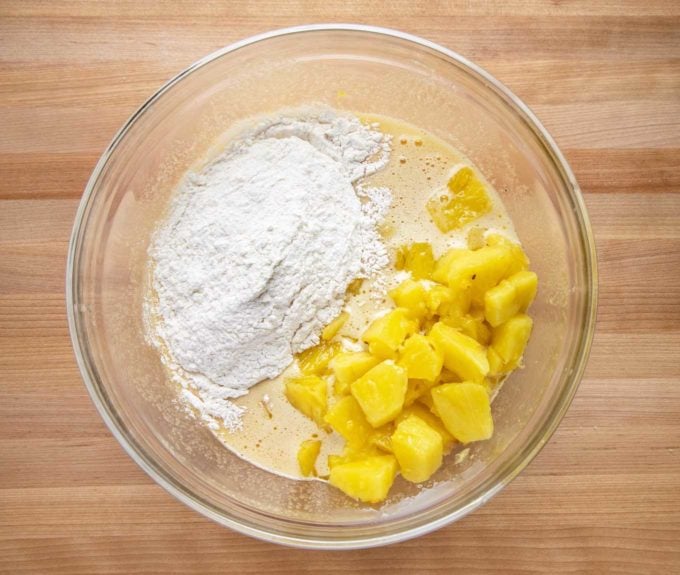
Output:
top-left (67, 25), bottom-right (597, 549)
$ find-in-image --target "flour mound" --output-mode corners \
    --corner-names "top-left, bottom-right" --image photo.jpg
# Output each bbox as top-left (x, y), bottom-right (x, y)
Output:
top-left (148, 110), bottom-right (391, 431)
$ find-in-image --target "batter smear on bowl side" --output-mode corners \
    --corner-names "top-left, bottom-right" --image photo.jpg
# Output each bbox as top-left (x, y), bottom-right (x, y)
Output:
top-left (145, 107), bottom-right (538, 504)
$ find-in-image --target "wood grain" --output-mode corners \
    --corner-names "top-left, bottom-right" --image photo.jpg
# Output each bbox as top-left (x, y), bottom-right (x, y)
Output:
top-left (1, 1), bottom-right (679, 573)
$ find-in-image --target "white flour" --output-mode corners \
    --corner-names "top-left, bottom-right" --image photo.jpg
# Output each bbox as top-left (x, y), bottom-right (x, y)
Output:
top-left (147, 109), bottom-right (391, 431)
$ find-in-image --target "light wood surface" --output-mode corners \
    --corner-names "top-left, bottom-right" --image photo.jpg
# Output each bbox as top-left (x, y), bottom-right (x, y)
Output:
top-left (1, 2), bottom-right (679, 573)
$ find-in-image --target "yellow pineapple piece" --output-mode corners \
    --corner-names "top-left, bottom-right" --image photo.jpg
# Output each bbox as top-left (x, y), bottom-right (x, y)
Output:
top-left (395, 242), bottom-right (435, 279)
top-left (362, 308), bottom-right (418, 359)
top-left (486, 233), bottom-right (527, 251)
top-left (284, 375), bottom-right (328, 427)
top-left (427, 166), bottom-right (492, 233)
top-left (466, 226), bottom-right (487, 250)
top-left (327, 454), bottom-right (343, 470)
top-left (436, 367), bottom-right (461, 384)
top-left (322, 311), bottom-right (349, 341)
top-left (351, 361), bottom-right (408, 427)
top-left (329, 351), bottom-right (381, 396)
top-left (403, 378), bottom-right (438, 407)
top-left (388, 279), bottom-right (429, 319)
top-left (484, 271), bottom-right (538, 327)
top-left (397, 334), bottom-right (443, 381)
top-left (297, 439), bottom-right (321, 477)
top-left (472, 315), bottom-right (492, 346)
top-left (397, 403), bottom-right (456, 453)
top-left (480, 378), bottom-right (496, 395)
top-left (391, 414), bottom-right (443, 483)
top-left (490, 313), bottom-right (533, 372)
top-left (327, 450), bottom-right (355, 471)
top-left (486, 234), bottom-right (530, 277)
top-left (487, 346), bottom-right (506, 377)
top-left (420, 317), bottom-right (437, 334)
top-left (432, 382), bottom-right (493, 443)
top-left (428, 322), bottom-right (489, 383)
top-left (438, 290), bottom-right (473, 320)
top-left (296, 341), bottom-right (342, 375)
top-left (329, 454), bottom-right (398, 503)
top-left (424, 283), bottom-right (456, 317)
top-left (324, 395), bottom-right (373, 448)
top-left (432, 248), bottom-right (468, 284)
top-left (437, 241), bottom-right (528, 306)
top-left (441, 313), bottom-right (491, 346)
top-left (327, 444), bottom-right (382, 470)
top-left (417, 389), bottom-right (436, 413)
top-left (369, 423), bottom-right (395, 453)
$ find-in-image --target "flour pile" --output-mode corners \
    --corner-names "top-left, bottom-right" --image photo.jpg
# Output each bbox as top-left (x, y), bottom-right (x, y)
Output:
top-left (147, 109), bottom-right (392, 431)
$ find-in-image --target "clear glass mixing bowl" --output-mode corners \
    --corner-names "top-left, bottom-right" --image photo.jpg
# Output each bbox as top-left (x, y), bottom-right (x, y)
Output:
top-left (67, 25), bottom-right (597, 549)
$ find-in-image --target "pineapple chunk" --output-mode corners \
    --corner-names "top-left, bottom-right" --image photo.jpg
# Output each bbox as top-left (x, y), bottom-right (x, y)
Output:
top-left (467, 226), bottom-right (487, 250)
top-left (437, 241), bottom-right (528, 305)
top-left (403, 378), bottom-right (438, 407)
top-left (297, 439), bottom-right (321, 477)
top-left (427, 166), bottom-right (492, 233)
top-left (296, 341), bottom-right (342, 375)
top-left (395, 242), bottom-right (435, 279)
top-left (351, 361), bottom-right (408, 427)
top-left (432, 382), bottom-right (493, 443)
top-left (441, 313), bottom-right (491, 346)
top-left (369, 423), bottom-right (395, 453)
top-left (327, 450), bottom-right (353, 471)
top-left (397, 403), bottom-right (456, 453)
top-left (486, 233), bottom-right (527, 251)
top-left (362, 308), bottom-right (418, 359)
top-left (428, 322), bottom-right (489, 383)
top-left (327, 444), bottom-right (381, 470)
top-left (327, 454), bottom-right (343, 470)
top-left (438, 290), bottom-right (473, 320)
top-left (389, 279), bottom-right (429, 319)
top-left (490, 313), bottom-right (533, 372)
top-left (324, 395), bottom-right (373, 448)
top-left (391, 414), bottom-right (443, 483)
top-left (436, 367), bottom-right (461, 384)
top-left (487, 234), bottom-right (530, 274)
top-left (322, 311), bottom-right (349, 341)
top-left (487, 346), bottom-right (506, 377)
top-left (329, 351), bottom-right (381, 396)
top-left (432, 248), bottom-right (467, 284)
top-left (417, 389), bottom-right (436, 412)
top-left (329, 454), bottom-right (398, 503)
top-left (484, 271), bottom-right (538, 327)
top-left (397, 334), bottom-right (443, 381)
top-left (424, 284), bottom-right (455, 317)
top-left (284, 375), bottom-right (328, 427)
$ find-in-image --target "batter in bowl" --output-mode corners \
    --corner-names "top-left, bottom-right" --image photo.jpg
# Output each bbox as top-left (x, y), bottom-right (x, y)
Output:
top-left (146, 107), bottom-right (536, 504)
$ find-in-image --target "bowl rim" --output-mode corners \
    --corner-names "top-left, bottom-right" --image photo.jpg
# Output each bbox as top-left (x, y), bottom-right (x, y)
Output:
top-left (67, 23), bottom-right (598, 549)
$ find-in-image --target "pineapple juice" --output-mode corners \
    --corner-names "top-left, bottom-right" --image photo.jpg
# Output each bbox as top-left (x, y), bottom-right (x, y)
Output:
top-left (213, 114), bottom-right (518, 480)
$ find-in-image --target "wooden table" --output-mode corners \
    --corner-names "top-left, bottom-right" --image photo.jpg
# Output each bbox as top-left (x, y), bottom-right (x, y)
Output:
top-left (2, 2), bottom-right (679, 573)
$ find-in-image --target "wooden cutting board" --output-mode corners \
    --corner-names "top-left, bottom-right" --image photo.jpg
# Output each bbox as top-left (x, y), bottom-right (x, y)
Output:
top-left (1, 2), bottom-right (679, 573)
